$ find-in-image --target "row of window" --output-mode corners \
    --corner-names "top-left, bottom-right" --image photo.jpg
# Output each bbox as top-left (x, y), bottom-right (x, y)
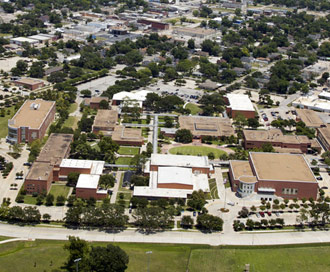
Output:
top-left (282, 188), bottom-right (298, 195)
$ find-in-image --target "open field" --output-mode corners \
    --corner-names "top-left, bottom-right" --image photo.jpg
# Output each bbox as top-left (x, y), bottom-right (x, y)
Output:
top-left (68, 103), bottom-right (78, 114)
top-left (169, 146), bottom-right (226, 158)
top-left (115, 157), bottom-right (134, 165)
top-left (1, 240), bottom-right (330, 272)
top-left (117, 146), bottom-right (140, 155)
top-left (62, 116), bottom-right (78, 129)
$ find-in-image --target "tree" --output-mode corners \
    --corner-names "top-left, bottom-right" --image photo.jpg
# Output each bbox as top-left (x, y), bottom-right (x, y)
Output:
top-left (246, 219), bottom-right (255, 230)
top-left (67, 172), bottom-right (80, 187)
top-left (45, 194), bottom-right (54, 206)
top-left (261, 143), bottom-right (275, 152)
top-left (238, 207), bottom-right (249, 218)
top-left (89, 244), bottom-right (129, 272)
top-left (64, 236), bottom-right (90, 272)
top-left (56, 195), bottom-right (66, 206)
top-left (99, 99), bottom-right (109, 109)
top-left (187, 190), bottom-right (207, 211)
top-left (196, 214), bottom-right (223, 232)
top-left (247, 118), bottom-right (260, 129)
top-left (42, 213), bottom-right (51, 222)
top-left (28, 61), bottom-right (45, 78)
top-left (175, 129), bottom-right (193, 143)
top-left (188, 39), bottom-right (195, 49)
top-left (181, 215), bottom-right (194, 229)
top-left (99, 174), bottom-right (115, 189)
top-left (125, 50), bottom-right (143, 66)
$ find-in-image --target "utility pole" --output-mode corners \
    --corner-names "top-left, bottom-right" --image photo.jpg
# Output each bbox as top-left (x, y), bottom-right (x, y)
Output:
top-left (146, 251), bottom-right (152, 272)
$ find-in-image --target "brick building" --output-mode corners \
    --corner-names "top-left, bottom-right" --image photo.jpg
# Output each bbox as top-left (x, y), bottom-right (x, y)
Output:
top-left (317, 124), bottom-right (330, 151)
top-left (24, 133), bottom-right (73, 194)
top-left (225, 93), bottom-right (255, 119)
top-left (7, 99), bottom-right (56, 144)
top-left (229, 152), bottom-right (318, 200)
top-left (92, 109), bottom-right (118, 135)
top-left (138, 19), bottom-right (170, 30)
top-left (84, 97), bottom-right (110, 110)
top-left (134, 154), bottom-right (213, 199)
top-left (112, 126), bottom-right (144, 146)
top-left (13, 78), bottom-right (44, 90)
top-left (296, 109), bottom-right (325, 128)
top-left (178, 115), bottom-right (235, 140)
top-left (243, 129), bottom-right (313, 153)
top-left (76, 174), bottom-right (107, 200)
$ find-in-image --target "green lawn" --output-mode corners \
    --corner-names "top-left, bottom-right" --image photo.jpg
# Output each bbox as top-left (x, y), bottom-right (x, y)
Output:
top-left (115, 157), bottom-right (134, 165)
top-left (22, 195), bottom-right (37, 205)
top-left (208, 179), bottom-right (219, 199)
top-left (0, 106), bottom-right (16, 139)
top-left (1, 240), bottom-right (330, 272)
top-left (185, 103), bottom-right (202, 115)
top-left (0, 236), bottom-right (11, 241)
top-left (222, 172), bottom-right (231, 188)
top-left (62, 116), bottom-right (78, 129)
top-left (169, 146), bottom-right (226, 158)
top-left (117, 146), bottom-right (140, 155)
top-left (68, 103), bottom-right (78, 114)
top-left (49, 185), bottom-right (71, 199)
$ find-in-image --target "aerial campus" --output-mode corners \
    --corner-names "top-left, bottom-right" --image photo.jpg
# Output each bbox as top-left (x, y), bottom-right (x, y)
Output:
top-left (0, 0), bottom-right (329, 271)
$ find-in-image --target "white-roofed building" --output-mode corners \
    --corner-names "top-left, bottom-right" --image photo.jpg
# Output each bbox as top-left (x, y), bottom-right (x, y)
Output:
top-left (225, 93), bottom-right (255, 119)
top-left (59, 159), bottom-right (105, 177)
top-left (133, 154), bottom-right (212, 199)
top-left (10, 37), bottom-right (39, 46)
top-left (292, 95), bottom-right (330, 113)
top-left (76, 174), bottom-right (107, 200)
top-left (112, 90), bottom-right (153, 108)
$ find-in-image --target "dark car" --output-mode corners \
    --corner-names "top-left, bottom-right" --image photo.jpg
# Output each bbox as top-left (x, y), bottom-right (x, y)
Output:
top-left (259, 212), bottom-right (265, 217)
top-left (267, 211), bottom-right (272, 216)
top-left (317, 176), bottom-right (323, 180)
top-left (23, 162), bottom-right (32, 166)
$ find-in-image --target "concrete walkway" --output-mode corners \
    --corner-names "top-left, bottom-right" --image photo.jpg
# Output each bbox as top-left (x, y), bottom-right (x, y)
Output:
top-left (110, 172), bottom-right (122, 204)
top-left (0, 223), bottom-right (330, 246)
top-left (0, 238), bottom-right (31, 244)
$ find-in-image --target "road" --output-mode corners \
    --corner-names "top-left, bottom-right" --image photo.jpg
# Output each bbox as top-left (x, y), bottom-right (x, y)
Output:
top-left (0, 222), bottom-right (330, 246)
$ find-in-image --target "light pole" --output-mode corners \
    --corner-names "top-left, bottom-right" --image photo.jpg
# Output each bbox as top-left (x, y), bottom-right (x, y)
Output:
top-left (146, 251), bottom-right (152, 272)
top-left (74, 258), bottom-right (81, 272)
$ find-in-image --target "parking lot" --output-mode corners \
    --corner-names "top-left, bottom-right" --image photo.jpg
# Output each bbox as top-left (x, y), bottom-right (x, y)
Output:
top-left (259, 107), bottom-right (296, 126)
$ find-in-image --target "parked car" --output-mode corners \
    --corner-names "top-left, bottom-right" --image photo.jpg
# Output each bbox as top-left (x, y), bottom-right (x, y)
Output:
top-left (321, 186), bottom-right (328, 190)
top-left (259, 212), bottom-right (265, 217)
top-left (227, 202), bottom-right (235, 206)
top-left (256, 213), bottom-right (260, 218)
top-left (317, 176), bottom-right (323, 180)
top-left (193, 211), bottom-right (196, 216)
top-left (275, 212), bottom-right (280, 217)
top-left (267, 211), bottom-right (272, 216)
top-left (23, 162), bottom-right (32, 166)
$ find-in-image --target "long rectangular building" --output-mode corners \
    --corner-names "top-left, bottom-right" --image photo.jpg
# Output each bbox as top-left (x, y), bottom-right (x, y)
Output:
top-left (7, 99), bottom-right (55, 144)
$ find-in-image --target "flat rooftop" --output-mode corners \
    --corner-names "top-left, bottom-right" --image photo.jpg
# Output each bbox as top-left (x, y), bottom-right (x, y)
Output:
top-left (25, 161), bottom-right (53, 181)
top-left (8, 99), bottom-right (55, 129)
top-left (60, 159), bottom-right (104, 175)
top-left (76, 174), bottom-right (100, 189)
top-left (296, 109), bottom-right (324, 128)
top-left (179, 116), bottom-right (234, 137)
top-left (37, 133), bottom-right (73, 165)
top-left (226, 93), bottom-right (254, 112)
top-left (243, 129), bottom-right (310, 145)
top-left (93, 109), bottom-right (118, 129)
top-left (174, 27), bottom-right (216, 35)
top-left (230, 160), bottom-right (254, 180)
top-left (158, 166), bottom-right (193, 185)
top-left (112, 126), bottom-right (144, 142)
top-left (151, 154), bottom-right (210, 168)
top-left (249, 152), bottom-right (316, 183)
top-left (14, 78), bottom-right (43, 85)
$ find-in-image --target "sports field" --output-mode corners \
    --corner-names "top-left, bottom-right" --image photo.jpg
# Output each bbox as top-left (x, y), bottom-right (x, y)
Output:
top-left (0, 239), bottom-right (330, 272)
top-left (169, 146), bottom-right (226, 158)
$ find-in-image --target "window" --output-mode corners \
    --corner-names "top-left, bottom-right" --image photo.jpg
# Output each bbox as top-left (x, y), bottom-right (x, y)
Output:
top-left (282, 188), bottom-right (298, 195)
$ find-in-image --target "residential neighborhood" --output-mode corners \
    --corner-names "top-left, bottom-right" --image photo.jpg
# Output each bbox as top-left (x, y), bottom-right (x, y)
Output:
top-left (0, 0), bottom-right (329, 271)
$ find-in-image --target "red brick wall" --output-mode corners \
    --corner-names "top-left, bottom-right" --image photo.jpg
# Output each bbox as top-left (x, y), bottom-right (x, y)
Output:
top-left (231, 109), bottom-right (255, 119)
top-left (114, 139), bottom-right (143, 146)
top-left (59, 167), bottom-right (91, 176)
top-left (157, 183), bottom-right (193, 190)
top-left (244, 139), bottom-right (309, 153)
top-left (24, 171), bottom-right (53, 194)
top-left (76, 188), bottom-right (107, 200)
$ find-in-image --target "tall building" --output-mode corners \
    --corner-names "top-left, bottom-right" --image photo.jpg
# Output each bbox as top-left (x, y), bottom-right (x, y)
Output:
top-left (7, 99), bottom-right (55, 144)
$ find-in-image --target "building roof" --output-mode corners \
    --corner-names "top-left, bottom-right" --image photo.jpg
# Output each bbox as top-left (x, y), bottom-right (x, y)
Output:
top-left (37, 133), bottom-right (73, 165)
top-left (249, 152), bottom-right (316, 183)
top-left (229, 160), bottom-right (254, 180)
top-left (226, 93), bottom-right (254, 112)
top-left (296, 109), bottom-right (324, 128)
top-left (112, 126), bottom-right (144, 143)
top-left (90, 96), bottom-right (109, 103)
top-left (158, 166), bottom-right (193, 185)
top-left (179, 115), bottom-right (234, 137)
top-left (25, 161), bottom-right (53, 181)
top-left (198, 80), bottom-right (219, 90)
top-left (243, 129), bottom-right (310, 145)
top-left (317, 124), bottom-right (330, 145)
top-left (150, 154), bottom-right (210, 168)
top-left (93, 109), bottom-right (118, 130)
top-left (13, 77), bottom-right (44, 86)
top-left (112, 90), bottom-right (152, 102)
top-left (8, 99), bottom-right (55, 129)
top-left (174, 27), bottom-right (216, 35)
top-left (60, 159), bottom-right (105, 175)
top-left (10, 37), bottom-right (39, 43)
top-left (76, 174), bottom-right (100, 189)
top-left (28, 34), bottom-right (52, 41)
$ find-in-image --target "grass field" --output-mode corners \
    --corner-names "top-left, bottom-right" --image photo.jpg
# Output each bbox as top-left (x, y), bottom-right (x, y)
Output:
top-left (49, 185), bottom-right (71, 200)
top-left (0, 106), bottom-right (16, 138)
top-left (169, 146), bottom-right (227, 158)
top-left (208, 179), bottom-right (219, 199)
top-left (68, 103), bottom-right (78, 114)
top-left (115, 157), bottom-right (134, 165)
top-left (1, 240), bottom-right (330, 272)
top-left (185, 103), bottom-right (202, 115)
top-left (62, 116), bottom-right (78, 129)
top-left (117, 146), bottom-right (140, 155)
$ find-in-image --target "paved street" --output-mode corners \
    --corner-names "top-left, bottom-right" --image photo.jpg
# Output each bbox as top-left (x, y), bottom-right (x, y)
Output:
top-left (0, 222), bottom-right (330, 246)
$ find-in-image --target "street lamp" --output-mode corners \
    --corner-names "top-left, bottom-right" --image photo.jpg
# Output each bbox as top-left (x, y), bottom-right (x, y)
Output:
top-left (146, 251), bottom-right (152, 272)
top-left (74, 258), bottom-right (81, 272)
